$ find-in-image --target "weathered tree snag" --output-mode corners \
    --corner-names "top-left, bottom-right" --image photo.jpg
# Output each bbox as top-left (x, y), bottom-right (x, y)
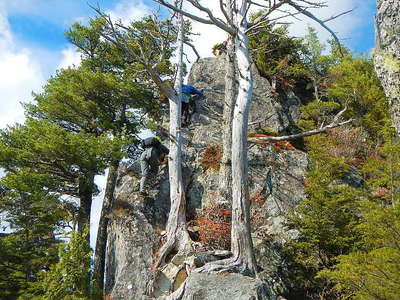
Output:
top-left (93, 159), bottom-right (120, 293)
top-left (374, 0), bottom-right (400, 134)
top-left (154, 3), bottom-right (193, 269)
top-left (219, 0), bottom-right (236, 204)
top-left (196, 0), bottom-right (257, 276)
top-left (226, 0), bottom-right (257, 275)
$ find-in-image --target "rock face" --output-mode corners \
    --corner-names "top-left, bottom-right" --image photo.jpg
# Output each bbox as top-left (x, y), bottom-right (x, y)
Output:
top-left (104, 55), bottom-right (308, 299)
top-left (180, 273), bottom-right (273, 300)
top-left (104, 169), bottom-right (170, 300)
top-left (374, 0), bottom-right (400, 133)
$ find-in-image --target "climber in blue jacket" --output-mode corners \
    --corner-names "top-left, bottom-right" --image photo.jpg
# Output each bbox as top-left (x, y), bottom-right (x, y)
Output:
top-left (181, 85), bottom-right (204, 126)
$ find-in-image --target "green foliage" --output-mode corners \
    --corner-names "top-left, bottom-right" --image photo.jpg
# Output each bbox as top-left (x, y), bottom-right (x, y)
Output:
top-left (120, 15), bottom-right (176, 76)
top-left (283, 134), bottom-right (362, 299)
top-left (0, 119), bottom-right (118, 182)
top-left (26, 66), bottom-right (153, 136)
top-left (212, 42), bottom-right (225, 51)
top-left (40, 229), bottom-right (92, 300)
top-left (297, 100), bottom-right (342, 130)
top-left (0, 174), bottom-right (61, 300)
top-left (248, 18), bottom-right (308, 85)
top-left (300, 26), bottom-right (339, 101)
top-left (321, 201), bottom-right (400, 300)
top-left (0, 12), bottom-right (178, 300)
top-left (320, 139), bottom-right (400, 298)
top-left (287, 42), bottom-right (394, 298)
top-left (327, 56), bottom-right (391, 141)
top-left (362, 138), bottom-right (400, 203)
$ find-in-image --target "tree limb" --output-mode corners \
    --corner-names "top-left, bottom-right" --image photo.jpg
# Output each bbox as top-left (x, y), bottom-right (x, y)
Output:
top-left (248, 118), bottom-right (353, 143)
top-left (184, 40), bottom-right (200, 62)
top-left (323, 8), bottom-right (354, 23)
top-left (153, 0), bottom-right (236, 35)
top-left (286, 0), bottom-right (347, 55)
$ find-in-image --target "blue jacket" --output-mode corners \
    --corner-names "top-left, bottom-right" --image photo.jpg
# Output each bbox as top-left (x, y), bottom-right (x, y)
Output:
top-left (182, 85), bottom-right (203, 96)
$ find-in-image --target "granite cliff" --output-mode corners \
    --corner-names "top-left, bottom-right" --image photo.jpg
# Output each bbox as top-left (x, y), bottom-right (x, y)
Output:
top-left (374, 0), bottom-right (400, 133)
top-left (104, 55), bottom-right (308, 300)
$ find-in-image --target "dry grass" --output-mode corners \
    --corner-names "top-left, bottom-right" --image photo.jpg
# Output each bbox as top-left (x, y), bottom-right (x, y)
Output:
top-left (273, 140), bottom-right (296, 152)
top-left (248, 133), bottom-right (296, 152)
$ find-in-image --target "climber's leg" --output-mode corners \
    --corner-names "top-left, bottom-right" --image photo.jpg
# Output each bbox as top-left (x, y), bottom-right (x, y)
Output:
top-left (140, 159), bottom-right (150, 194)
top-left (182, 102), bottom-right (189, 126)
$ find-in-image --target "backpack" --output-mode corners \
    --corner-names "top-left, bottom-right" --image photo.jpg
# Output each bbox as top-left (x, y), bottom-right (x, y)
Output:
top-left (141, 137), bottom-right (160, 149)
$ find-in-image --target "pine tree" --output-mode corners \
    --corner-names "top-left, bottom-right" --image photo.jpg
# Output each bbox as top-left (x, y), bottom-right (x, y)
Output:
top-left (40, 229), bottom-right (92, 300)
top-left (0, 119), bottom-right (120, 240)
top-left (0, 172), bottom-right (63, 299)
top-left (320, 138), bottom-right (400, 299)
top-left (327, 56), bottom-right (390, 141)
top-left (283, 134), bottom-right (362, 299)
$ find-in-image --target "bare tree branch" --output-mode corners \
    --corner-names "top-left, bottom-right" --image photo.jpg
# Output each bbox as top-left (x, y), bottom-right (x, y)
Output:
top-left (323, 8), bottom-right (354, 23)
top-left (220, 0), bottom-right (235, 28)
top-left (249, 119), bottom-right (354, 143)
top-left (153, 0), bottom-right (236, 35)
top-left (247, 0), bottom-right (290, 32)
top-left (184, 40), bottom-right (201, 62)
top-left (286, 0), bottom-right (347, 55)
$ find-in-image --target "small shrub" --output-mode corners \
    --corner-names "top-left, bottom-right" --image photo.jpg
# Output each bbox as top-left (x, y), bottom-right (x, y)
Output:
top-left (200, 144), bottom-right (222, 172)
top-left (327, 127), bottom-right (372, 166)
top-left (273, 140), bottom-right (295, 152)
top-left (191, 205), bottom-right (231, 250)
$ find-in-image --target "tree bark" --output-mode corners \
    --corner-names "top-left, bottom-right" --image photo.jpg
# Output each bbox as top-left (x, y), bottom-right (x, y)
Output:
top-left (219, 0), bottom-right (236, 204)
top-left (230, 0), bottom-right (257, 275)
top-left (77, 172), bottom-right (94, 244)
top-left (93, 159), bottom-right (120, 294)
top-left (155, 4), bottom-right (192, 269)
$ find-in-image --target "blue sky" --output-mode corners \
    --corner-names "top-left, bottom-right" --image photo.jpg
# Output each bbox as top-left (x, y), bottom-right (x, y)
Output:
top-left (0, 0), bottom-right (377, 247)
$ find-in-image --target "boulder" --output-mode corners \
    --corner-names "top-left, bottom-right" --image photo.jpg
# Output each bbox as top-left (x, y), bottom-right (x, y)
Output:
top-left (374, 0), bottom-right (400, 133)
top-left (180, 273), bottom-right (273, 300)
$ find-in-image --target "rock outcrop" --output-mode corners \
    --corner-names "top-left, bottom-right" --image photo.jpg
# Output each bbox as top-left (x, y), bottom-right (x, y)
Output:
top-left (374, 0), bottom-right (400, 133)
top-left (104, 55), bottom-right (308, 299)
top-left (180, 273), bottom-right (272, 300)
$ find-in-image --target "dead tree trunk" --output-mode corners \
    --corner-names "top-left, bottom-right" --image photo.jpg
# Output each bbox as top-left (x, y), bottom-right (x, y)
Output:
top-left (154, 4), bottom-right (192, 268)
top-left (93, 159), bottom-right (120, 293)
top-left (195, 0), bottom-right (257, 276)
top-left (219, 0), bottom-right (236, 204)
top-left (229, 0), bottom-right (257, 275)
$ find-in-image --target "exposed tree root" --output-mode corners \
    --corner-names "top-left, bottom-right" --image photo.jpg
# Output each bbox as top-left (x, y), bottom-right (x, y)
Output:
top-left (146, 231), bottom-right (193, 296)
top-left (154, 237), bottom-right (176, 271)
top-left (194, 256), bottom-right (246, 274)
top-left (161, 257), bottom-right (254, 299)
top-left (154, 228), bottom-right (193, 270)
top-left (165, 281), bottom-right (187, 300)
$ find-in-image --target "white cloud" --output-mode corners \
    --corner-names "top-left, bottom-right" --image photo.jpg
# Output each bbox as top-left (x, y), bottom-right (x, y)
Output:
top-left (57, 46), bottom-right (82, 69)
top-left (184, 2), bottom-right (227, 61)
top-left (108, 0), bottom-right (151, 24)
top-left (0, 12), bottom-right (45, 129)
